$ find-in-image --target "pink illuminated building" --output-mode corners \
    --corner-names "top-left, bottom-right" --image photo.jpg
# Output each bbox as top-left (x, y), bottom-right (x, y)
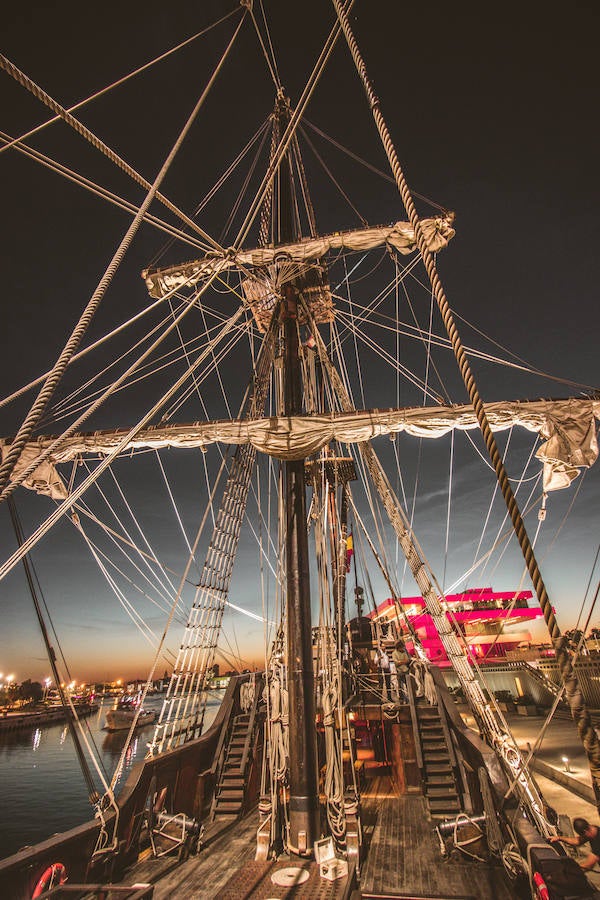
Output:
top-left (370, 587), bottom-right (544, 665)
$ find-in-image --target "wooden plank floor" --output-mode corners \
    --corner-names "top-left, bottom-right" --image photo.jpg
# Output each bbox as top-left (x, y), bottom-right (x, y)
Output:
top-left (134, 814), bottom-right (259, 899)
top-left (128, 772), bottom-right (517, 899)
top-left (360, 773), bottom-right (514, 899)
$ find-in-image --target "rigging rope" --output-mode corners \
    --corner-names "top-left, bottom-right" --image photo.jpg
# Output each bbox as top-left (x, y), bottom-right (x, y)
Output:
top-left (233, 1), bottom-right (353, 250)
top-left (304, 295), bottom-right (551, 832)
top-left (0, 17), bottom-right (247, 500)
top-left (0, 302), bottom-right (247, 581)
top-left (7, 497), bottom-right (120, 828)
top-left (0, 131), bottom-right (208, 251)
top-left (0, 8), bottom-right (241, 158)
top-left (0, 297), bottom-right (166, 412)
top-left (332, 0), bottom-right (600, 810)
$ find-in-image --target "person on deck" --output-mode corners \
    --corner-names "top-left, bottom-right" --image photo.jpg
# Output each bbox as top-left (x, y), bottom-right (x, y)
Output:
top-left (550, 817), bottom-right (600, 870)
top-left (390, 639), bottom-right (410, 702)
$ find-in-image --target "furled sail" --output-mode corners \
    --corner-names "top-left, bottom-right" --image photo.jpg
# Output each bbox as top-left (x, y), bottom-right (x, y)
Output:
top-left (2, 397), bottom-right (597, 500)
top-left (142, 214), bottom-right (456, 299)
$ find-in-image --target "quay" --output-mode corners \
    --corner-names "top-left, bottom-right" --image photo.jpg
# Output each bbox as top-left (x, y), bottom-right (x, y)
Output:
top-left (0, 703), bottom-right (98, 733)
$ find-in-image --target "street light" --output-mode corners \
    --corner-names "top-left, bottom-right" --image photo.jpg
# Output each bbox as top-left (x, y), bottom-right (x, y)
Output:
top-left (562, 756), bottom-right (571, 773)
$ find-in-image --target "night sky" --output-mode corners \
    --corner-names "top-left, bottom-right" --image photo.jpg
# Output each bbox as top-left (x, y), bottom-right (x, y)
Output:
top-left (1, 1), bottom-right (599, 684)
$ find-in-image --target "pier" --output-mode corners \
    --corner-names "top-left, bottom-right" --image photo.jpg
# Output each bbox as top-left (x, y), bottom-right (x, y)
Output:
top-left (0, 703), bottom-right (98, 733)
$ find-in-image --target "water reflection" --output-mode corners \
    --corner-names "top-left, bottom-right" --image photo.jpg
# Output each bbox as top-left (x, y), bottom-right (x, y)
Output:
top-left (0, 695), bottom-right (221, 857)
top-left (102, 728), bottom-right (147, 768)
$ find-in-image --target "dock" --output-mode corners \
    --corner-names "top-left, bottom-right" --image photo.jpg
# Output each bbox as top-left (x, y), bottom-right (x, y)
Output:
top-left (0, 704), bottom-right (98, 733)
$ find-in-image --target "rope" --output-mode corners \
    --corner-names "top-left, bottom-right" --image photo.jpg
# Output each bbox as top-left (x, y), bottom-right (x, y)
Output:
top-left (303, 117), bottom-right (450, 213)
top-left (442, 431), bottom-right (454, 591)
top-left (0, 303), bottom-right (246, 584)
top-left (233, 1), bottom-right (353, 250)
top-left (302, 295), bottom-right (552, 834)
top-left (0, 8), bottom-right (240, 158)
top-left (248, 2), bottom-right (282, 90)
top-left (332, 0), bottom-right (600, 809)
top-left (479, 767), bottom-right (505, 855)
top-left (2, 279), bottom-right (240, 498)
top-left (0, 297), bottom-right (166, 412)
top-left (0, 131), bottom-right (208, 251)
top-left (0, 55), bottom-right (220, 250)
top-left (0, 17), bottom-right (246, 500)
top-left (8, 497), bottom-right (117, 822)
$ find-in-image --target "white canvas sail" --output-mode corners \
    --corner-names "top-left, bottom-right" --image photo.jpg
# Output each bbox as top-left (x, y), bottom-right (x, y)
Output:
top-left (142, 214), bottom-right (456, 299)
top-left (3, 396), bottom-right (597, 499)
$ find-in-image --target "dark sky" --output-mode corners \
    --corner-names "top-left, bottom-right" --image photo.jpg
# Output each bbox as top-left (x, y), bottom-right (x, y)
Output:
top-left (1, 1), bottom-right (599, 682)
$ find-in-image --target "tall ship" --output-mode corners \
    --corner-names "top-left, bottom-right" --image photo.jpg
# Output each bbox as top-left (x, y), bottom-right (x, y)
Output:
top-left (1, 3), bottom-right (599, 899)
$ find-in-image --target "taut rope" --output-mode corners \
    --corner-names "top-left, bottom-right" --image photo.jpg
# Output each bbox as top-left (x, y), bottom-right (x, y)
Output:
top-left (332, 0), bottom-right (600, 807)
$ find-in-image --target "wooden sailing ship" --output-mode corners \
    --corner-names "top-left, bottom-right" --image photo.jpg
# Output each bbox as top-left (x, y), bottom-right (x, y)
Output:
top-left (1, 2), bottom-right (599, 898)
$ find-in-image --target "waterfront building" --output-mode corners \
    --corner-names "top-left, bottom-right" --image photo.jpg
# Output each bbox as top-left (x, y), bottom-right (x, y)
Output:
top-left (370, 587), bottom-right (544, 664)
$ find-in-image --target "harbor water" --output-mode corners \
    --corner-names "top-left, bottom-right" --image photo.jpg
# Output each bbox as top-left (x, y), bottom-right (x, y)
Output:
top-left (0, 693), bottom-right (221, 859)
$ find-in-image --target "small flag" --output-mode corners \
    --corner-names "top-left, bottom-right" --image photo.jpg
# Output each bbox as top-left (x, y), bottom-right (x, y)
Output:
top-left (345, 533), bottom-right (354, 572)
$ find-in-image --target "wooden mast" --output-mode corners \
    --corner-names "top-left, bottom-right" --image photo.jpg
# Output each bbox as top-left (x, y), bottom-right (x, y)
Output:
top-left (277, 96), bottom-right (319, 855)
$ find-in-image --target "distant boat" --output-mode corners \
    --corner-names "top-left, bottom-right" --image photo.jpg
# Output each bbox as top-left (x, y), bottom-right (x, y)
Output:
top-left (104, 695), bottom-right (156, 732)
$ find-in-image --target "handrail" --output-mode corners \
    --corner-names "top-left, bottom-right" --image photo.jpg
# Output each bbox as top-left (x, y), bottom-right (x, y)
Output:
top-left (239, 674), bottom-right (263, 774)
top-left (406, 673), bottom-right (423, 772)
top-left (210, 692), bottom-right (236, 777)
top-left (436, 685), bottom-right (458, 770)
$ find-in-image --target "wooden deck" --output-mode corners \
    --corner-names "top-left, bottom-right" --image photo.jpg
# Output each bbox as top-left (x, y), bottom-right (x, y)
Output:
top-left (360, 771), bottom-right (515, 899)
top-left (132, 814), bottom-right (258, 899)
top-left (126, 767), bottom-right (518, 899)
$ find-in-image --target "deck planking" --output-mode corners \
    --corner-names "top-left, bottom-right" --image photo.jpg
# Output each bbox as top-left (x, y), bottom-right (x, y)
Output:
top-left (126, 771), bottom-right (518, 899)
top-left (130, 813), bottom-right (259, 899)
top-left (360, 773), bottom-right (514, 899)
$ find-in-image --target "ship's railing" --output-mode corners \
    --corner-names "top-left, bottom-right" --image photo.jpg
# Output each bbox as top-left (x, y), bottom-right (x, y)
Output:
top-left (25, 886), bottom-right (153, 899)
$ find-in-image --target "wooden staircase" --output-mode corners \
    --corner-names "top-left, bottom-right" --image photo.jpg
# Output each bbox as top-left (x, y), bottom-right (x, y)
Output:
top-left (415, 699), bottom-right (461, 818)
top-left (211, 712), bottom-right (252, 819)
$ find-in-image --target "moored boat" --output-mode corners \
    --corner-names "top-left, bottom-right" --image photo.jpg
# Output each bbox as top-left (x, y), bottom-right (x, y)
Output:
top-left (104, 695), bottom-right (156, 732)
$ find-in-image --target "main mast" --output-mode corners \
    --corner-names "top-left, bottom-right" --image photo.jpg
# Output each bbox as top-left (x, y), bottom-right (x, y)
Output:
top-left (276, 96), bottom-right (320, 854)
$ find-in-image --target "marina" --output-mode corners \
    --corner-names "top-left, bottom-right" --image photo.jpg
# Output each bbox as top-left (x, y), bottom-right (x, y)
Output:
top-left (1, 2), bottom-right (600, 899)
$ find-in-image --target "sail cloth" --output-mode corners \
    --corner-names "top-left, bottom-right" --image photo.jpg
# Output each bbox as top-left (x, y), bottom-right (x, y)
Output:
top-left (142, 214), bottom-right (456, 299)
top-left (2, 398), bottom-right (598, 500)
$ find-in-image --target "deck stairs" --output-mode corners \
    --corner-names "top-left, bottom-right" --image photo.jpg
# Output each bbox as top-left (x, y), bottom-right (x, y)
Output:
top-left (210, 677), bottom-right (263, 822)
top-left (412, 692), bottom-right (461, 818)
top-left (211, 712), bottom-right (253, 819)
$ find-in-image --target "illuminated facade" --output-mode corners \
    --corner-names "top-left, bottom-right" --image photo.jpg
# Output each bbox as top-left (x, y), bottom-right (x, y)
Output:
top-left (370, 587), bottom-right (544, 664)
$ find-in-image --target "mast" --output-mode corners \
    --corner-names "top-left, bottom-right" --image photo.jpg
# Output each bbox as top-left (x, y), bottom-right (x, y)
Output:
top-left (277, 99), bottom-right (319, 855)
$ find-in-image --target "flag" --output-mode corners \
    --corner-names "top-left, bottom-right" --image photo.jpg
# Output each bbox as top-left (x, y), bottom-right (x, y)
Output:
top-left (345, 533), bottom-right (354, 572)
